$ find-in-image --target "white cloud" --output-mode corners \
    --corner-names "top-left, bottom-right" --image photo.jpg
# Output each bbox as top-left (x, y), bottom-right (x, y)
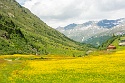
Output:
top-left (16, 0), bottom-right (125, 28)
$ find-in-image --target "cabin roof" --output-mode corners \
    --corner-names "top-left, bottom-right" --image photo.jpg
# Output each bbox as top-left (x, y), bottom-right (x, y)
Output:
top-left (107, 45), bottom-right (116, 49)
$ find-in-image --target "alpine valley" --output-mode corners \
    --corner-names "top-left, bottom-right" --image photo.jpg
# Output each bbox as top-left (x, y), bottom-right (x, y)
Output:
top-left (1, 1), bottom-right (125, 83)
top-left (56, 18), bottom-right (125, 46)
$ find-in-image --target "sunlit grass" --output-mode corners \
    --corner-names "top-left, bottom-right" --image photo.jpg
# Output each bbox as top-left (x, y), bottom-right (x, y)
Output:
top-left (0, 50), bottom-right (125, 83)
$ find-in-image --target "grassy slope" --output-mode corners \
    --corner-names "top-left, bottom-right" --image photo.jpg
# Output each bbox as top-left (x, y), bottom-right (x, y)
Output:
top-left (0, 50), bottom-right (125, 83)
top-left (84, 36), bottom-right (111, 47)
top-left (111, 36), bottom-right (125, 51)
top-left (0, 0), bottom-right (92, 56)
top-left (98, 36), bottom-right (119, 50)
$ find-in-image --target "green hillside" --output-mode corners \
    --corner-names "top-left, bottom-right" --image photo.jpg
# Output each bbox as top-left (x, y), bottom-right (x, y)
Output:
top-left (0, 0), bottom-right (92, 56)
top-left (98, 36), bottom-right (118, 50)
top-left (98, 35), bottom-right (125, 50)
top-left (111, 36), bottom-right (125, 51)
top-left (84, 36), bottom-right (112, 47)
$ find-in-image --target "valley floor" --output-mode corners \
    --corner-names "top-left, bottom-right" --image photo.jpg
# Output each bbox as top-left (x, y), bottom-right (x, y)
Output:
top-left (0, 50), bottom-right (125, 83)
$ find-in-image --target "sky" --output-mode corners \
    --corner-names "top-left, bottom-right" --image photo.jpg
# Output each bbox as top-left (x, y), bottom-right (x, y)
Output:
top-left (16, 0), bottom-right (125, 28)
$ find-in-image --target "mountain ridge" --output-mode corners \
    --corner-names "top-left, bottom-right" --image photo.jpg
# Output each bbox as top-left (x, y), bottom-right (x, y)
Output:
top-left (56, 18), bottom-right (125, 46)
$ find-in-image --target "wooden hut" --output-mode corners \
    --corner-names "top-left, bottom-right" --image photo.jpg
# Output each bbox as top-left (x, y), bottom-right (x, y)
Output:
top-left (119, 40), bottom-right (125, 46)
top-left (107, 45), bottom-right (116, 50)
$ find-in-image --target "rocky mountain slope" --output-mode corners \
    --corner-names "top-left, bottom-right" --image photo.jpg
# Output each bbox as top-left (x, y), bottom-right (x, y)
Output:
top-left (56, 18), bottom-right (125, 46)
top-left (0, 0), bottom-right (92, 56)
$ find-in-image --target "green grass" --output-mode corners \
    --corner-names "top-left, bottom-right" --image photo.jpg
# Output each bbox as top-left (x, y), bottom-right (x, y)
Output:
top-left (120, 36), bottom-right (125, 40)
top-left (111, 36), bottom-right (125, 51)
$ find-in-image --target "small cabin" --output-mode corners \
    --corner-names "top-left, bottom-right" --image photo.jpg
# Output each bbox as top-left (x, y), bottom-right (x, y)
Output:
top-left (107, 45), bottom-right (116, 50)
top-left (119, 40), bottom-right (125, 46)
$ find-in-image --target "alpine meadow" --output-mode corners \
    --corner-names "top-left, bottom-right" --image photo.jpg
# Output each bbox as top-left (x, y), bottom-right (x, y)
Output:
top-left (0, 0), bottom-right (125, 83)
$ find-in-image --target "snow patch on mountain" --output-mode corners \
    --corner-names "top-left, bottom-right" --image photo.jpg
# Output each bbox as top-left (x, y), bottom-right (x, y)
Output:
top-left (56, 18), bottom-right (125, 46)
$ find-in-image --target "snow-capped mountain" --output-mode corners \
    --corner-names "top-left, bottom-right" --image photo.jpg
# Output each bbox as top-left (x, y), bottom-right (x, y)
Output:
top-left (56, 18), bottom-right (125, 46)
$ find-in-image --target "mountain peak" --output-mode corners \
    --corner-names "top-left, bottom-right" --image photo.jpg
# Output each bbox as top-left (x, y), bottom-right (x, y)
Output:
top-left (56, 18), bottom-right (125, 46)
top-left (64, 23), bottom-right (77, 30)
top-left (97, 19), bottom-right (118, 28)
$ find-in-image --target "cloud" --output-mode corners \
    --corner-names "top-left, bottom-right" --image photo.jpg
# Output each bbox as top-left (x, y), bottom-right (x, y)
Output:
top-left (16, 0), bottom-right (125, 28)
top-left (96, 0), bottom-right (125, 11)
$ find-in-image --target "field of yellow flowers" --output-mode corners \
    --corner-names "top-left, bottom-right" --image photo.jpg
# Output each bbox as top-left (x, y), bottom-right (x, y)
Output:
top-left (0, 50), bottom-right (125, 83)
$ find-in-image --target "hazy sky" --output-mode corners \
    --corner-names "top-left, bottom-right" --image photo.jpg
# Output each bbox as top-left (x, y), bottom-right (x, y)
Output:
top-left (16, 0), bottom-right (125, 28)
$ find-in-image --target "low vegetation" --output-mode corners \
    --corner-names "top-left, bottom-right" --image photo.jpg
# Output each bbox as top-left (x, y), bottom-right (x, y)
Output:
top-left (0, 50), bottom-right (125, 83)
